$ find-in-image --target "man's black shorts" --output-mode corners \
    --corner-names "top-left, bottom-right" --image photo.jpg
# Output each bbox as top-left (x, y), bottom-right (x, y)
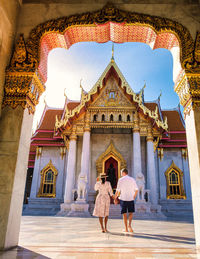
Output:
top-left (119, 200), bottom-right (135, 214)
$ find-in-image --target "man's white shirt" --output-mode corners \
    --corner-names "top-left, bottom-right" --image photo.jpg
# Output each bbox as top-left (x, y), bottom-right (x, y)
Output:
top-left (116, 175), bottom-right (138, 201)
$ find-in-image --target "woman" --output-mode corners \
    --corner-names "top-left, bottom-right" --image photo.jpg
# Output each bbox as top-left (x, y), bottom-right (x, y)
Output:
top-left (93, 174), bottom-right (114, 233)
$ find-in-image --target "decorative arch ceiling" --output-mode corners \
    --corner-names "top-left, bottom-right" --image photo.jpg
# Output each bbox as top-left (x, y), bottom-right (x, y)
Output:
top-left (39, 23), bottom-right (179, 82)
top-left (25, 3), bottom-right (194, 83)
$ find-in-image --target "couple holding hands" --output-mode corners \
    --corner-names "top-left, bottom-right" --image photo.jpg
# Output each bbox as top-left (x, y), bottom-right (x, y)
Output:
top-left (93, 168), bottom-right (138, 233)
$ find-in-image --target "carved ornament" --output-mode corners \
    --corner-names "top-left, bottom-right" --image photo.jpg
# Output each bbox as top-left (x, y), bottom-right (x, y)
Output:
top-left (157, 148), bottom-right (164, 160)
top-left (36, 146), bottom-right (42, 159)
top-left (2, 34), bottom-right (45, 114)
top-left (60, 147), bottom-right (66, 159)
top-left (183, 31), bottom-right (200, 74)
top-left (153, 137), bottom-right (160, 153)
top-left (174, 71), bottom-right (200, 116)
top-left (181, 148), bottom-right (188, 160)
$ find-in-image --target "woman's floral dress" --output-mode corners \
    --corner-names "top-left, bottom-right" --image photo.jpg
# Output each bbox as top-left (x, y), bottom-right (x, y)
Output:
top-left (93, 181), bottom-right (113, 217)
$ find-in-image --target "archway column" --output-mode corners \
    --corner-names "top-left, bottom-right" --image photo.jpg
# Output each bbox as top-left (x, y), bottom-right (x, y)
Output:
top-left (175, 72), bottom-right (200, 248)
top-left (0, 107), bottom-right (33, 250)
top-left (0, 34), bottom-right (45, 249)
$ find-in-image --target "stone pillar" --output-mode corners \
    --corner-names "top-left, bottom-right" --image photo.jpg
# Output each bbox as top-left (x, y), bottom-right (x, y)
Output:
top-left (80, 112), bottom-right (91, 179)
top-left (185, 107), bottom-right (200, 247)
top-left (132, 112), bottom-right (142, 178)
top-left (29, 147), bottom-right (42, 198)
top-left (146, 126), bottom-right (158, 205)
top-left (76, 112), bottom-right (91, 202)
top-left (0, 107), bottom-right (33, 250)
top-left (63, 129), bottom-right (77, 204)
top-left (174, 70), bottom-right (200, 247)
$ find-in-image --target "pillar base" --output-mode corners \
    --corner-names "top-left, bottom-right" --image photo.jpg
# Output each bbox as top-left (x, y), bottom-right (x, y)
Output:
top-left (57, 202), bottom-right (91, 217)
top-left (134, 201), bottom-right (166, 219)
top-left (68, 202), bottom-right (91, 217)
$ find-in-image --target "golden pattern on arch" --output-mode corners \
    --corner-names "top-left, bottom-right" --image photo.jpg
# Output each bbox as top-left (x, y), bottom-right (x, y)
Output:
top-left (96, 141), bottom-right (126, 179)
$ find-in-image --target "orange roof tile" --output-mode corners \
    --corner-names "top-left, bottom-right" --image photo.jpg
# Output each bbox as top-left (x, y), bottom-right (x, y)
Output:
top-left (38, 108), bottom-right (63, 131)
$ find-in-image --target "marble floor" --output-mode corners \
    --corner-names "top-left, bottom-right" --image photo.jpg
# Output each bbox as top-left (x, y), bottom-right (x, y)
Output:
top-left (1, 216), bottom-right (200, 258)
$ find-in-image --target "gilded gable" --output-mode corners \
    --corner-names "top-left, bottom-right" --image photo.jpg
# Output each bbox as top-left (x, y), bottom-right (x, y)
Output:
top-left (90, 76), bottom-right (133, 108)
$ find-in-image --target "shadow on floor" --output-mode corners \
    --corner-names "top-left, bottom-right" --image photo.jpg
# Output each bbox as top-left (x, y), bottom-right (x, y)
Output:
top-left (108, 231), bottom-right (195, 245)
top-left (0, 246), bottom-right (50, 259)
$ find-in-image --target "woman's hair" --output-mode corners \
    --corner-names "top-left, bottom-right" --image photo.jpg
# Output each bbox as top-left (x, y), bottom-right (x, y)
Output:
top-left (101, 177), bottom-right (106, 184)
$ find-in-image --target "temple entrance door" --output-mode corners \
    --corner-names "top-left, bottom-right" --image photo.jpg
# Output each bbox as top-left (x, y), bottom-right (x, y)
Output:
top-left (104, 157), bottom-right (118, 203)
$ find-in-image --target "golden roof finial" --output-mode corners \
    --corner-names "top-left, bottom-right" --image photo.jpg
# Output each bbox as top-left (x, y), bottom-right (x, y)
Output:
top-left (111, 42), bottom-right (114, 62)
top-left (43, 95), bottom-right (47, 105)
top-left (80, 78), bottom-right (83, 89)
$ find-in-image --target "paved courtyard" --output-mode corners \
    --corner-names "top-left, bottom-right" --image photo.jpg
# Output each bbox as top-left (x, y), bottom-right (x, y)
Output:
top-left (1, 216), bottom-right (200, 258)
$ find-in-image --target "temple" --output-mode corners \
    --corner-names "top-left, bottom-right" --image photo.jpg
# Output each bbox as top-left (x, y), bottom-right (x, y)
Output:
top-left (24, 56), bottom-right (192, 219)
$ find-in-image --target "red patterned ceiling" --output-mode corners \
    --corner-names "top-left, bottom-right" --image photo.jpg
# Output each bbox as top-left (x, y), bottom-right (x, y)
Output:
top-left (39, 22), bottom-right (179, 82)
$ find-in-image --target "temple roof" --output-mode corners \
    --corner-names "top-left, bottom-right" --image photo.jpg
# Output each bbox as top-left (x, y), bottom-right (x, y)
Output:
top-left (28, 106), bottom-right (64, 168)
top-left (28, 59), bottom-right (187, 168)
top-left (55, 58), bottom-right (168, 132)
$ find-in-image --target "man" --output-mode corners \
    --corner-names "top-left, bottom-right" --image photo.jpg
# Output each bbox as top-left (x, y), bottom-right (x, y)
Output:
top-left (114, 168), bottom-right (138, 233)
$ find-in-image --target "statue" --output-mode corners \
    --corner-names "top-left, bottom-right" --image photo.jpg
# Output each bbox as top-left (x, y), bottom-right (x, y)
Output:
top-left (77, 174), bottom-right (87, 202)
top-left (136, 172), bottom-right (145, 202)
top-left (107, 163), bottom-right (117, 189)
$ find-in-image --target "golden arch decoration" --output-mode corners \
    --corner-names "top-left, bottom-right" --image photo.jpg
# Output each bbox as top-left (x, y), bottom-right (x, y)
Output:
top-left (165, 161), bottom-right (186, 200)
top-left (96, 141), bottom-right (126, 179)
top-left (3, 3), bottom-right (200, 113)
top-left (37, 160), bottom-right (58, 198)
top-left (25, 3), bottom-right (196, 77)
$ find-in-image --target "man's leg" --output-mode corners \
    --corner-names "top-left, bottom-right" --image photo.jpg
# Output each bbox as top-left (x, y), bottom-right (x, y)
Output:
top-left (122, 213), bottom-right (128, 232)
top-left (128, 213), bottom-right (133, 232)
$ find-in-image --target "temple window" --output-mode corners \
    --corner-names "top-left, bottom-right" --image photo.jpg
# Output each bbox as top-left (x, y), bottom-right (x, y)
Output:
top-left (127, 114), bottom-right (130, 122)
top-left (102, 114), bottom-right (105, 121)
top-left (93, 114), bottom-right (97, 122)
top-left (37, 160), bottom-right (58, 198)
top-left (119, 114), bottom-right (122, 122)
top-left (165, 161), bottom-right (186, 199)
top-left (110, 114), bottom-right (114, 121)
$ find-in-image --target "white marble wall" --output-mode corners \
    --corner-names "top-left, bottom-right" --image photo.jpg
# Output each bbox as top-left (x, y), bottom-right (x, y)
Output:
top-left (157, 148), bottom-right (191, 201)
top-left (30, 147), bottom-right (66, 199)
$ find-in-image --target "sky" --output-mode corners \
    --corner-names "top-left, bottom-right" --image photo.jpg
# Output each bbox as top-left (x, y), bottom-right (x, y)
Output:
top-left (33, 41), bottom-right (180, 131)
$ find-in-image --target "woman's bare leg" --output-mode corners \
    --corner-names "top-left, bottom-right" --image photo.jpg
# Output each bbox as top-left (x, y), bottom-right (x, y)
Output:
top-left (104, 216), bottom-right (108, 232)
top-left (99, 217), bottom-right (105, 232)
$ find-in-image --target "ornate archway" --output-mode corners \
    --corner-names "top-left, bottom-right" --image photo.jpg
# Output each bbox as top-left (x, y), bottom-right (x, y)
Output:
top-left (96, 141), bottom-right (126, 180)
top-left (1, 3), bottom-right (200, 249)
